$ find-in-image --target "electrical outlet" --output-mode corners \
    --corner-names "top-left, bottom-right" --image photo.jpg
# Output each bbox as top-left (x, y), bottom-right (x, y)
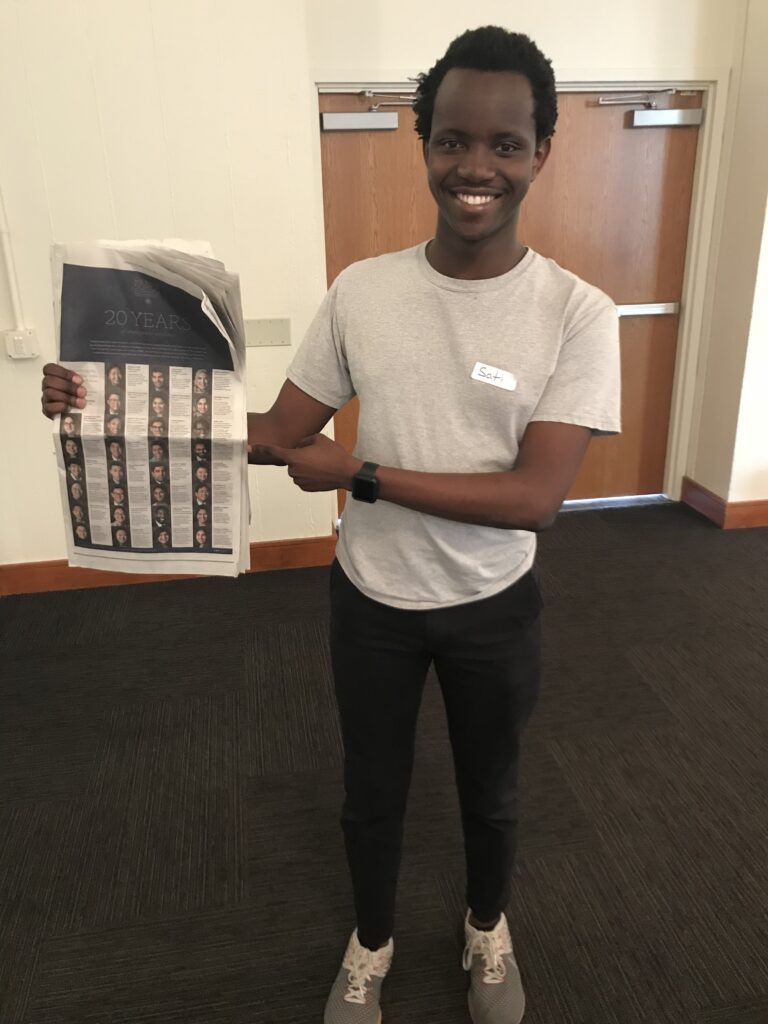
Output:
top-left (245, 318), bottom-right (291, 348)
top-left (4, 328), bottom-right (39, 359)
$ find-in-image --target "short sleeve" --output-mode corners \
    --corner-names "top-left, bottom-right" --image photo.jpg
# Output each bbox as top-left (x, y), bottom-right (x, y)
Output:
top-left (530, 298), bottom-right (621, 435)
top-left (286, 277), bottom-right (356, 409)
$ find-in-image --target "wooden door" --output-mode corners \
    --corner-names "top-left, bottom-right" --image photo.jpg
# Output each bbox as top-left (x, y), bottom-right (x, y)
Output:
top-left (319, 90), bottom-right (703, 505)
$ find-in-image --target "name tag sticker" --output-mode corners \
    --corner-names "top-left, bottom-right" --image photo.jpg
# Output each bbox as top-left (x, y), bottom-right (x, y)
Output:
top-left (471, 362), bottom-right (518, 392)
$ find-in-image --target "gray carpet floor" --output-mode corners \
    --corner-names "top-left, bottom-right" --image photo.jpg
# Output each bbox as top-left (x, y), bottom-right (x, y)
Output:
top-left (1, 503), bottom-right (767, 1023)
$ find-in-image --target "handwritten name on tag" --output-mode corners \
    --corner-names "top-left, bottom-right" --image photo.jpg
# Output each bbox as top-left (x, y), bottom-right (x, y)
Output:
top-left (471, 362), bottom-right (517, 392)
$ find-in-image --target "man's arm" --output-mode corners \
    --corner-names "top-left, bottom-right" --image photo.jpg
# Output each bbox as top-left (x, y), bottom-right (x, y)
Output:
top-left (247, 380), bottom-right (337, 464)
top-left (258, 420), bottom-right (592, 531)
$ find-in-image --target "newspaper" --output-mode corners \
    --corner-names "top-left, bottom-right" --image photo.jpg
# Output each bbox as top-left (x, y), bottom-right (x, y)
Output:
top-left (51, 240), bottom-right (249, 577)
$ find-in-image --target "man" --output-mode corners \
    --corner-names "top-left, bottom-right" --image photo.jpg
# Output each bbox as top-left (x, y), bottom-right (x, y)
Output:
top-left (106, 392), bottom-right (122, 415)
top-left (39, 27), bottom-right (619, 1024)
top-left (150, 368), bottom-right (166, 394)
top-left (108, 440), bottom-right (124, 462)
top-left (71, 504), bottom-right (85, 524)
top-left (150, 442), bottom-right (166, 464)
top-left (194, 484), bottom-right (209, 507)
top-left (194, 465), bottom-right (209, 485)
top-left (151, 463), bottom-right (167, 486)
top-left (67, 463), bottom-right (82, 482)
top-left (107, 365), bottom-right (123, 389)
top-left (153, 504), bottom-right (169, 529)
top-left (74, 524), bottom-right (88, 542)
top-left (151, 485), bottom-right (167, 506)
top-left (106, 415), bottom-right (122, 436)
top-left (110, 486), bottom-right (126, 508)
top-left (193, 440), bottom-right (209, 462)
top-left (149, 418), bottom-right (165, 438)
top-left (109, 463), bottom-right (124, 486)
top-left (114, 527), bottom-right (129, 548)
top-left (193, 368), bottom-right (209, 394)
top-left (70, 482), bottom-right (84, 502)
top-left (155, 528), bottom-right (171, 549)
top-left (111, 505), bottom-right (127, 529)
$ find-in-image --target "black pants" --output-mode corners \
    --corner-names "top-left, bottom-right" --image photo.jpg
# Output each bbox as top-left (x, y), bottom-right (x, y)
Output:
top-left (329, 559), bottom-right (542, 951)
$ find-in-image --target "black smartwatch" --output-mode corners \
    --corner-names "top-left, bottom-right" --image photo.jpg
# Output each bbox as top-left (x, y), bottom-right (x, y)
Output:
top-left (351, 461), bottom-right (380, 503)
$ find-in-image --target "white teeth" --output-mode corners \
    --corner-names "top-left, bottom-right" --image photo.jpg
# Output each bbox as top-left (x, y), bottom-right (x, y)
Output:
top-left (456, 193), bottom-right (496, 206)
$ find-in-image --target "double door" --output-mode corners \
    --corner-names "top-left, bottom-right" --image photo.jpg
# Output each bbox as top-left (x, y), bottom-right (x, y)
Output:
top-left (319, 89), bottom-right (703, 506)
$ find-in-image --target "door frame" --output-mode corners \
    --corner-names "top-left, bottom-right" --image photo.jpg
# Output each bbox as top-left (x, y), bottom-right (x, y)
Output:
top-left (316, 69), bottom-right (733, 503)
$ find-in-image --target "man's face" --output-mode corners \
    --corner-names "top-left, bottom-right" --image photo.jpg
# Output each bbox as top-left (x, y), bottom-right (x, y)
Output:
top-left (115, 528), bottom-right (128, 545)
top-left (152, 370), bottom-right (164, 389)
top-left (114, 507), bottom-right (126, 524)
top-left (423, 69), bottom-right (550, 247)
top-left (151, 465), bottom-right (165, 483)
top-left (194, 442), bottom-right (207, 460)
top-left (69, 464), bottom-right (81, 480)
top-left (108, 366), bottom-right (122, 386)
top-left (152, 486), bottom-right (166, 504)
top-left (107, 417), bottom-right (121, 435)
top-left (109, 442), bottom-right (122, 460)
top-left (196, 486), bottom-right (209, 502)
top-left (155, 506), bottom-right (167, 524)
top-left (72, 505), bottom-right (84, 522)
top-left (110, 465), bottom-right (122, 482)
top-left (62, 416), bottom-right (75, 434)
top-left (195, 466), bottom-right (208, 483)
top-left (194, 370), bottom-right (208, 391)
top-left (75, 525), bottom-right (88, 540)
top-left (107, 394), bottom-right (121, 413)
top-left (151, 443), bottom-right (163, 460)
top-left (71, 483), bottom-right (83, 500)
top-left (150, 420), bottom-right (163, 437)
top-left (65, 440), bottom-right (78, 457)
top-left (112, 488), bottom-right (125, 505)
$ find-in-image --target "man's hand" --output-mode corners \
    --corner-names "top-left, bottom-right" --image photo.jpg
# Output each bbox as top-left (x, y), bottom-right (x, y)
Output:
top-left (253, 433), bottom-right (362, 492)
top-left (41, 363), bottom-right (87, 419)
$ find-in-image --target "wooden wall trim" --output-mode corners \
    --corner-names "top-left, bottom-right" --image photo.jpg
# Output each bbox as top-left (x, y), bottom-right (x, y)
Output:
top-left (0, 534), bottom-right (337, 597)
top-left (681, 476), bottom-right (768, 529)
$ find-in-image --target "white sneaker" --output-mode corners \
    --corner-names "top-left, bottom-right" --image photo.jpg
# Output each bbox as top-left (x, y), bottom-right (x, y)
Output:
top-left (463, 911), bottom-right (525, 1024)
top-left (324, 930), bottom-right (393, 1024)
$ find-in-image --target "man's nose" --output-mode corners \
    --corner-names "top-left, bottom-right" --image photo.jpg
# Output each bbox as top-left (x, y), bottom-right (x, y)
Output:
top-left (457, 145), bottom-right (496, 182)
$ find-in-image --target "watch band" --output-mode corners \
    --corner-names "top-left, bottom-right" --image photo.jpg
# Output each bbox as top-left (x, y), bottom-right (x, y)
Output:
top-left (352, 461), bottom-right (380, 503)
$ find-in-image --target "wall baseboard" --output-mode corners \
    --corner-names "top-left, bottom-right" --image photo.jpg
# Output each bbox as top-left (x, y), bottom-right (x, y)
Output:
top-left (0, 534), bottom-right (337, 597)
top-left (681, 477), bottom-right (768, 529)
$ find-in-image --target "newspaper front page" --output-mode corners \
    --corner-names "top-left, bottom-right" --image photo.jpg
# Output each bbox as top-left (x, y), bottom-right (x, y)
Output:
top-left (52, 241), bottom-right (249, 577)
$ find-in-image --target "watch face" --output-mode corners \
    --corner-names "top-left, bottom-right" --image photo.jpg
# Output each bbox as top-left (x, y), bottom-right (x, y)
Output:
top-left (352, 467), bottom-right (378, 503)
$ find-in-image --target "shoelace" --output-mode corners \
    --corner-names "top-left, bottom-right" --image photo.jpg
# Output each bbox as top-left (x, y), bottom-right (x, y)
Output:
top-left (343, 946), bottom-right (389, 1004)
top-left (463, 928), bottom-right (513, 984)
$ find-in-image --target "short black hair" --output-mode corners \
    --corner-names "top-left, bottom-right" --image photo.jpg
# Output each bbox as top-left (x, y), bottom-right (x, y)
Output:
top-left (413, 26), bottom-right (557, 143)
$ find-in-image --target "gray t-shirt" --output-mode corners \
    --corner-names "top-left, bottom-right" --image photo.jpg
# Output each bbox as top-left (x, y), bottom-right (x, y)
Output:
top-left (288, 242), bottom-right (620, 610)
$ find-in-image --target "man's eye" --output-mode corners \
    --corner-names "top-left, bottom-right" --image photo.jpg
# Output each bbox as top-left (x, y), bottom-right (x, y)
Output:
top-left (497, 143), bottom-right (519, 155)
top-left (439, 139), bottom-right (461, 150)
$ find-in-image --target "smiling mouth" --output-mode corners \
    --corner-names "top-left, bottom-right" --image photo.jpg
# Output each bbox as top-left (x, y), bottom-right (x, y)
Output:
top-left (450, 191), bottom-right (502, 208)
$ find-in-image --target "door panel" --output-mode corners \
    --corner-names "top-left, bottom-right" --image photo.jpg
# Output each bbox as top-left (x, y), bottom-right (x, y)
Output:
top-left (319, 89), bottom-right (702, 504)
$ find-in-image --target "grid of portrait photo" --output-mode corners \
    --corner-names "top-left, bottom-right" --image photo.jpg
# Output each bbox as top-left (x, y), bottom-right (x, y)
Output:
top-left (61, 411), bottom-right (90, 546)
top-left (62, 362), bottom-right (220, 553)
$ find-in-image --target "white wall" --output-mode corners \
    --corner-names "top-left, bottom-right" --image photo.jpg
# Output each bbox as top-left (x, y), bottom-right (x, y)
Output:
top-left (731, 199), bottom-right (768, 502)
top-left (689, 0), bottom-right (768, 501)
top-left (0, 0), bottom-right (754, 566)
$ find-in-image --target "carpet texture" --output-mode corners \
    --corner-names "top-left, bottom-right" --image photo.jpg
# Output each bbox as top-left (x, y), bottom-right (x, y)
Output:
top-left (1, 503), bottom-right (767, 1023)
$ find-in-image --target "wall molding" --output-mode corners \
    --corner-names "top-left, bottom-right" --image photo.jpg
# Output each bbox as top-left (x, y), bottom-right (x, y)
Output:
top-left (681, 476), bottom-right (768, 529)
top-left (0, 534), bottom-right (337, 597)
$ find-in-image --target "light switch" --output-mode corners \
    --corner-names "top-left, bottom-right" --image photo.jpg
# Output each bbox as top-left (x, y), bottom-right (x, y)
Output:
top-left (245, 318), bottom-right (291, 348)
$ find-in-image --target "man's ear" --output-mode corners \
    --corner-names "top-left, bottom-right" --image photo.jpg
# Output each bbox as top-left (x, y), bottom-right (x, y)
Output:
top-left (531, 137), bottom-right (552, 181)
top-left (422, 139), bottom-right (429, 165)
